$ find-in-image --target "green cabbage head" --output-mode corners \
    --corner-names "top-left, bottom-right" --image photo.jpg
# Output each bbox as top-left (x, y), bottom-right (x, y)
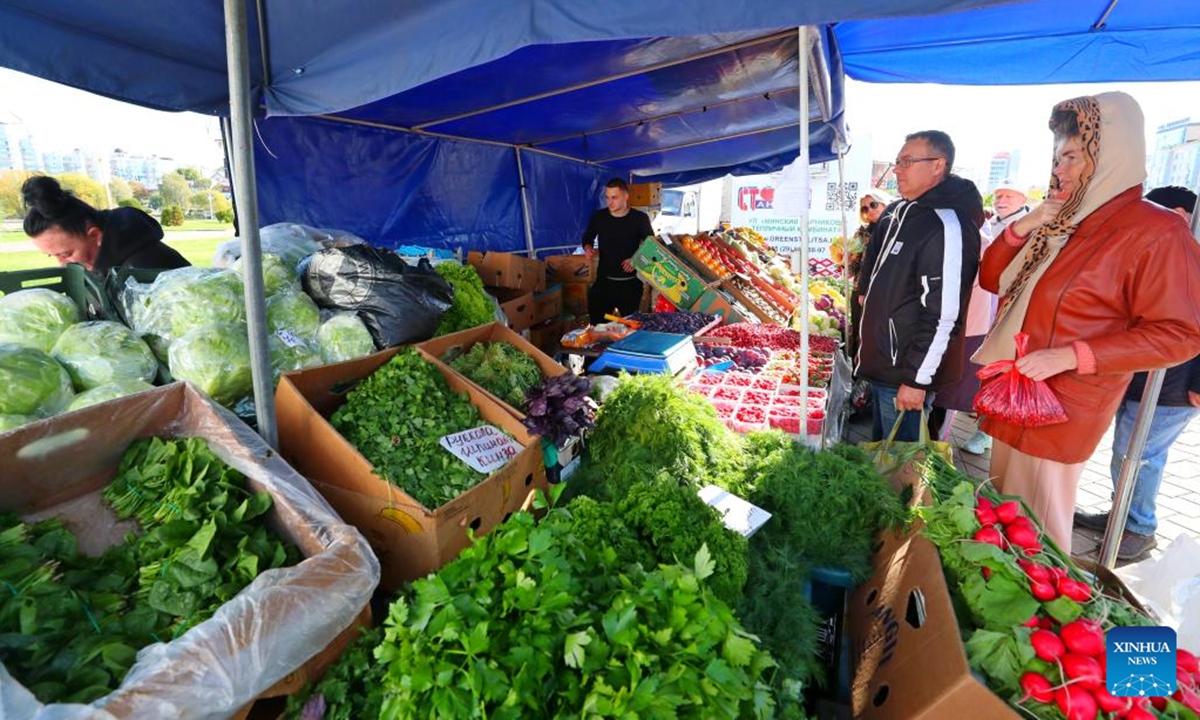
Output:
top-left (0, 344), bottom-right (75, 417)
top-left (167, 323), bottom-right (253, 406)
top-left (0, 288), bottom-right (81, 352)
top-left (66, 379), bottom-right (156, 412)
top-left (317, 312), bottom-right (375, 364)
top-left (52, 321), bottom-right (158, 391)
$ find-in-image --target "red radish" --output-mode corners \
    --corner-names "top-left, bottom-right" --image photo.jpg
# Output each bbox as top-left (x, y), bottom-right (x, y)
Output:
top-left (995, 500), bottom-right (1021, 524)
top-left (1030, 629), bottom-right (1066, 661)
top-left (973, 526), bottom-right (1005, 548)
top-left (1179, 665), bottom-right (1197, 689)
top-left (1179, 649), bottom-right (1199, 675)
top-left (1021, 615), bottom-right (1041, 628)
top-left (1005, 524), bottom-right (1042, 555)
top-left (1176, 685), bottom-right (1200, 713)
top-left (1092, 686), bottom-right (1127, 714)
top-left (1019, 559), bottom-right (1052, 584)
top-left (1049, 566), bottom-right (1069, 582)
top-left (981, 567), bottom-right (992, 580)
top-left (975, 495), bottom-right (995, 512)
top-left (975, 505), bottom-right (999, 527)
top-left (1018, 671), bottom-right (1054, 704)
top-left (1038, 616), bottom-right (1055, 630)
top-left (1061, 653), bottom-right (1103, 690)
top-left (1150, 695), bottom-right (1167, 711)
top-left (1125, 708), bottom-right (1156, 720)
top-left (1054, 685), bottom-right (1097, 720)
top-left (1057, 578), bottom-right (1093, 602)
top-left (1060, 618), bottom-right (1105, 657)
top-left (1030, 579), bottom-right (1059, 601)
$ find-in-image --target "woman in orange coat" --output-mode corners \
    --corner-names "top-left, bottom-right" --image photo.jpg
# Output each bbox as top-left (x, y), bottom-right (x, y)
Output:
top-left (974, 91), bottom-right (1200, 554)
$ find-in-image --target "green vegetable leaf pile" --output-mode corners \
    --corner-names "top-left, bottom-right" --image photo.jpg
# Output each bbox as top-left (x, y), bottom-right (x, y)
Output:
top-left (0, 437), bottom-right (298, 705)
top-left (447, 341), bottom-right (541, 409)
top-left (285, 624), bottom-right (385, 720)
top-left (433, 262), bottom-right (495, 336)
top-left (331, 348), bottom-right (490, 509)
top-left (375, 509), bottom-right (777, 719)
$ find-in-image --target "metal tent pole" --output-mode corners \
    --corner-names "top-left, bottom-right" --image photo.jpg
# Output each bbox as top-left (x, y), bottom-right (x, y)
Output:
top-left (797, 25), bottom-right (812, 445)
top-left (224, 0), bottom-right (277, 447)
top-left (515, 148), bottom-right (536, 257)
top-left (1098, 370), bottom-right (1165, 568)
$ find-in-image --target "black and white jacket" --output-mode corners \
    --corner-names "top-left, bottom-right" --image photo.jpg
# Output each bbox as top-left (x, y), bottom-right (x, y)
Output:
top-left (856, 175), bottom-right (984, 390)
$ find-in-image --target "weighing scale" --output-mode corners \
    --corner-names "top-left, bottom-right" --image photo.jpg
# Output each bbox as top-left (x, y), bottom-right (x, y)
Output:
top-left (587, 330), bottom-right (697, 375)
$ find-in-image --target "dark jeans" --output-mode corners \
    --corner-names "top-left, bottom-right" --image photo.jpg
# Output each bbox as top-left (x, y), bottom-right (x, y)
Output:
top-left (870, 382), bottom-right (935, 442)
top-left (588, 277), bottom-right (643, 324)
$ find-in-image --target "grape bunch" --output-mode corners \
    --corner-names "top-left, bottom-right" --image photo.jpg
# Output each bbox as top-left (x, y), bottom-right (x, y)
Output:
top-left (626, 312), bottom-right (717, 335)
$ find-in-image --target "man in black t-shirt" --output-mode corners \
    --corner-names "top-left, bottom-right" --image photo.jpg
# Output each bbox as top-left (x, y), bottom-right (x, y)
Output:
top-left (581, 178), bottom-right (654, 324)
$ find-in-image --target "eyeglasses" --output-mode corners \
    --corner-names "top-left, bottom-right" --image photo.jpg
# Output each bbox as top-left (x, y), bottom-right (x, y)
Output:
top-left (860, 200), bottom-right (881, 213)
top-left (893, 156), bottom-right (942, 169)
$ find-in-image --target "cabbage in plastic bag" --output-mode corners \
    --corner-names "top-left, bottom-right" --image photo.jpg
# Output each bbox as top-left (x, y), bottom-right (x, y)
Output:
top-left (0, 344), bottom-right (75, 417)
top-left (317, 312), bottom-right (375, 364)
top-left (0, 288), bottom-right (81, 352)
top-left (0, 413), bottom-right (32, 433)
top-left (52, 320), bottom-right (158, 391)
top-left (66, 379), bottom-right (156, 412)
top-left (232, 252), bottom-right (298, 297)
top-left (269, 331), bottom-right (322, 380)
top-left (266, 289), bottom-right (321, 339)
top-left (132, 268), bottom-right (245, 347)
top-left (168, 323), bottom-right (253, 407)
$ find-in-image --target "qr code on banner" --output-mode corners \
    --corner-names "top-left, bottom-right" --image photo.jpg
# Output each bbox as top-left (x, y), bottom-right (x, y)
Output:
top-left (826, 182), bottom-right (860, 212)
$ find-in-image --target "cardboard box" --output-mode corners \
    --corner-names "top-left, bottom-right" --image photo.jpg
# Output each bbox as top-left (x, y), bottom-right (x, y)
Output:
top-left (487, 287), bottom-right (536, 332)
top-left (0, 383), bottom-right (378, 718)
top-left (628, 182), bottom-right (662, 207)
top-left (690, 287), bottom-right (748, 326)
top-left (562, 281), bottom-right (590, 317)
top-left (546, 254), bottom-right (598, 285)
top-left (468, 251), bottom-right (546, 292)
top-left (275, 348), bottom-right (548, 591)
top-left (631, 236), bottom-right (711, 309)
top-left (533, 285), bottom-right (563, 324)
top-left (417, 321), bottom-right (568, 419)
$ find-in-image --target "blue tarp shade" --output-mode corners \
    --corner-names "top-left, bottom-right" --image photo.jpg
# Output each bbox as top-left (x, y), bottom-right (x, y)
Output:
top-left (836, 1), bottom-right (1200, 84)
top-left (0, 0), bottom-right (1012, 116)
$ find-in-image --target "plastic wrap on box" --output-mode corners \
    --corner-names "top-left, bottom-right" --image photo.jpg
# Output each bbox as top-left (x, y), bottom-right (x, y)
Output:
top-left (0, 382), bottom-right (379, 720)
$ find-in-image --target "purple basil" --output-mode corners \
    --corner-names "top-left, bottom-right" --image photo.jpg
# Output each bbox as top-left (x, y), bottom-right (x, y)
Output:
top-left (521, 374), bottom-right (597, 445)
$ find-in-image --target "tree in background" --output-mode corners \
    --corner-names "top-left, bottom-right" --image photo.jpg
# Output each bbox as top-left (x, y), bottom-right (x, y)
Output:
top-left (188, 189), bottom-right (232, 221)
top-left (0, 170), bottom-right (33, 218)
top-left (130, 181), bottom-right (152, 203)
top-left (159, 172), bottom-right (191, 212)
top-left (118, 198), bottom-right (144, 210)
top-left (161, 205), bottom-right (185, 226)
top-left (176, 167), bottom-right (202, 184)
top-left (57, 173), bottom-right (107, 209)
top-left (109, 177), bottom-right (133, 204)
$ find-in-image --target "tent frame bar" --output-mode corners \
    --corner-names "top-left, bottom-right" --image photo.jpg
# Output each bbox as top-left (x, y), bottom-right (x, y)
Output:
top-left (526, 85), bottom-right (801, 149)
top-left (797, 25), bottom-right (812, 443)
top-left (596, 120), bottom-right (801, 163)
top-left (412, 28), bottom-right (797, 130)
top-left (515, 148), bottom-right (537, 257)
top-left (1091, 0), bottom-right (1121, 31)
top-left (317, 113), bottom-right (595, 166)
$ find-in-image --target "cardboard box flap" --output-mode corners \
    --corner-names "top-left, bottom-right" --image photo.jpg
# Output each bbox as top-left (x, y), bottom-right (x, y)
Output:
top-left (0, 382), bottom-right (380, 719)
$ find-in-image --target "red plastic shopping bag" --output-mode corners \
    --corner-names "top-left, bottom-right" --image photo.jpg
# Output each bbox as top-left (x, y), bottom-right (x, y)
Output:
top-left (973, 333), bottom-right (1069, 427)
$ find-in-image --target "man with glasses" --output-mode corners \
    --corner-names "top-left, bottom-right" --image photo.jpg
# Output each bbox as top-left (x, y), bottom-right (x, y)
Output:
top-left (857, 131), bottom-right (984, 442)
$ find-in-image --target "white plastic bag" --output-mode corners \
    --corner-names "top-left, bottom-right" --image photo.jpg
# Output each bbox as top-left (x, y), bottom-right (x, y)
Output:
top-left (1116, 533), bottom-right (1200, 650)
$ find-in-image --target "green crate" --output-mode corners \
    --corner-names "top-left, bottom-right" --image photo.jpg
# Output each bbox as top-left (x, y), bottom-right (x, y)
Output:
top-left (0, 263), bottom-right (112, 320)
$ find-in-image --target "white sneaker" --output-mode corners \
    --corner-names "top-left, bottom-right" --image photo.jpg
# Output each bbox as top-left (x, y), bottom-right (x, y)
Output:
top-left (962, 430), bottom-right (992, 455)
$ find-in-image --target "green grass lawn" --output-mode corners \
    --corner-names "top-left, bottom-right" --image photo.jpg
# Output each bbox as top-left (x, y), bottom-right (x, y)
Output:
top-left (0, 236), bottom-right (229, 273)
top-left (0, 218), bottom-right (233, 244)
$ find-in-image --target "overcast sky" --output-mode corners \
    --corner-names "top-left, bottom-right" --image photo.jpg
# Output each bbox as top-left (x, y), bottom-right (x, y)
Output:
top-left (2, 66), bottom-right (1198, 189)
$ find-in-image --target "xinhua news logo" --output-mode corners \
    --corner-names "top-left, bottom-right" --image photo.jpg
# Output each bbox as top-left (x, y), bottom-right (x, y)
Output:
top-left (1107, 626), bottom-right (1177, 697)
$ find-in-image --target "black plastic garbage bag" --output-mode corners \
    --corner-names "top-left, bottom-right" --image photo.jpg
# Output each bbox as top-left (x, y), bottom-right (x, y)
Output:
top-left (300, 245), bottom-right (454, 347)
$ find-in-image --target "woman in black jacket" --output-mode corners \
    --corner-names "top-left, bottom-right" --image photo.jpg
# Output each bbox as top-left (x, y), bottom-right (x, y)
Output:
top-left (22, 176), bottom-right (190, 276)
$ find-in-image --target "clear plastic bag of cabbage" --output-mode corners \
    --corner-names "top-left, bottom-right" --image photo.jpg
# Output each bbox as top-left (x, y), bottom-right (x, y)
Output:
top-left (51, 320), bottom-right (158, 391)
top-left (269, 331), bottom-right (322, 380)
top-left (132, 268), bottom-right (246, 346)
top-left (0, 288), bottom-right (81, 352)
top-left (0, 414), bottom-right (32, 433)
top-left (317, 312), bottom-right (375, 364)
top-left (66, 379), bottom-right (155, 411)
top-left (0, 344), bottom-right (75, 417)
top-left (167, 322), bottom-right (253, 406)
top-left (266, 289), bottom-right (321, 338)
top-left (232, 252), bottom-right (298, 296)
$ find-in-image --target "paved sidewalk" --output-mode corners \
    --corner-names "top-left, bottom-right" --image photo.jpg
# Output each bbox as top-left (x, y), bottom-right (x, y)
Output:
top-left (846, 409), bottom-right (1200, 565)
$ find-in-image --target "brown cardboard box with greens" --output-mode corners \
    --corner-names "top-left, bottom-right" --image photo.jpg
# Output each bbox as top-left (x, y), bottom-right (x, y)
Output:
top-left (276, 348), bottom-right (548, 592)
top-left (418, 321), bottom-right (568, 420)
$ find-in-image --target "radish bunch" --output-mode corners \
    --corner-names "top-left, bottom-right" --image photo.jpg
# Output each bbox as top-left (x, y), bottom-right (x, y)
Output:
top-left (1019, 619), bottom-right (1200, 718)
top-left (972, 496), bottom-right (1044, 557)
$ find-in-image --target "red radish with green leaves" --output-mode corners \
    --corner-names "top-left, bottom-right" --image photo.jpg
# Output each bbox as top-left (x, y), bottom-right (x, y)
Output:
top-left (1018, 672), bottom-right (1054, 704)
top-left (973, 526), bottom-right (1005, 548)
top-left (1004, 523), bottom-right (1042, 555)
top-left (975, 504), bottom-right (998, 527)
top-left (1056, 577), bottom-right (1092, 602)
top-left (1179, 648), bottom-right (1198, 675)
top-left (1018, 559), bottom-right (1051, 584)
top-left (1054, 684), bottom-right (1097, 720)
top-left (1030, 629), bottom-right (1066, 661)
top-left (1092, 686), bottom-right (1128, 714)
top-left (1059, 618), bottom-right (1105, 657)
top-left (1060, 653), bottom-right (1103, 690)
top-left (994, 500), bottom-right (1021, 525)
top-left (1030, 579), bottom-right (1059, 601)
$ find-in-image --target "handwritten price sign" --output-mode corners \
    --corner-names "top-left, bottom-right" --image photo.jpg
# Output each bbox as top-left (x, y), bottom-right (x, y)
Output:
top-left (439, 425), bottom-right (524, 474)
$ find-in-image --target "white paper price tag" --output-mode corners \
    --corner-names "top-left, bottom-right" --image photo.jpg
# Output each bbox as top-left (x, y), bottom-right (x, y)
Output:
top-left (697, 484), bottom-right (772, 538)
top-left (274, 329), bottom-right (305, 348)
top-left (439, 425), bottom-right (524, 474)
